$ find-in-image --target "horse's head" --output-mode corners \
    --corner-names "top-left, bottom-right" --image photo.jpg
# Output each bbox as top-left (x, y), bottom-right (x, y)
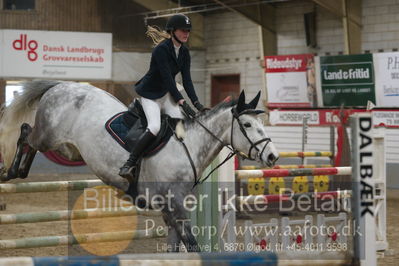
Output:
top-left (229, 91), bottom-right (279, 167)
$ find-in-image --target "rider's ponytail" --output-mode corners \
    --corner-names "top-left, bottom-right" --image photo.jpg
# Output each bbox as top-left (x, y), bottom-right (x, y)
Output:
top-left (146, 25), bottom-right (170, 46)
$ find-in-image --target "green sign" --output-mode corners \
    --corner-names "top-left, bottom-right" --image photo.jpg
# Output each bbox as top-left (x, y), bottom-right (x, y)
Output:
top-left (320, 54), bottom-right (375, 106)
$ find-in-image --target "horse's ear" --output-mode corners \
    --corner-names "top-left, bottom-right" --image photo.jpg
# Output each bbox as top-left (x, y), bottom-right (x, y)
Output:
top-left (248, 91), bottom-right (261, 109)
top-left (236, 90), bottom-right (246, 113)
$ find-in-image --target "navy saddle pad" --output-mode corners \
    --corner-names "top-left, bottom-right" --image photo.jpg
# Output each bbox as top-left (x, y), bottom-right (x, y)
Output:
top-left (105, 101), bottom-right (178, 157)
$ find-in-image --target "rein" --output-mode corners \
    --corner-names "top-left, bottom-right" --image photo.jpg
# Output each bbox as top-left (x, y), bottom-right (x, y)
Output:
top-left (174, 108), bottom-right (271, 188)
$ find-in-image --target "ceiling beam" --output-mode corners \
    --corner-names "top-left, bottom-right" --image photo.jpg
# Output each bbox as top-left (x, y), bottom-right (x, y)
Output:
top-left (313, 0), bottom-right (344, 18)
top-left (212, 0), bottom-right (275, 34)
top-left (342, 0), bottom-right (362, 54)
top-left (211, 0), bottom-right (277, 55)
top-left (132, 0), bottom-right (204, 48)
top-left (258, 3), bottom-right (277, 56)
top-left (312, 0), bottom-right (361, 27)
top-left (313, 0), bottom-right (361, 54)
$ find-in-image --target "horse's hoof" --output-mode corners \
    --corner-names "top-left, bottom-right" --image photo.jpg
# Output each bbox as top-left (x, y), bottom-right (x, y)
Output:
top-left (0, 174), bottom-right (11, 183)
top-left (4, 170), bottom-right (17, 182)
top-left (0, 166), bottom-right (7, 180)
top-left (18, 171), bottom-right (29, 179)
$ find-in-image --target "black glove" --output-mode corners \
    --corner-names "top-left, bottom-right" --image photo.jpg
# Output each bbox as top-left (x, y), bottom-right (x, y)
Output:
top-left (193, 101), bottom-right (207, 112)
top-left (180, 101), bottom-right (196, 118)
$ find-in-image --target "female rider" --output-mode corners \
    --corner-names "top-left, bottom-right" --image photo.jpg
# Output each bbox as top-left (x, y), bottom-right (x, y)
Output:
top-left (119, 14), bottom-right (206, 178)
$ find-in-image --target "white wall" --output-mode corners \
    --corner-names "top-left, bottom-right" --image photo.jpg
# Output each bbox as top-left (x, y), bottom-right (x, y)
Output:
top-left (275, 2), bottom-right (344, 55)
top-left (204, 12), bottom-right (265, 106)
top-left (275, 0), bottom-right (399, 55)
top-left (179, 50), bottom-right (207, 104)
top-left (362, 0), bottom-right (399, 52)
top-left (111, 50), bottom-right (206, 104)
top-left (112, 52), bottom-right (151, 82)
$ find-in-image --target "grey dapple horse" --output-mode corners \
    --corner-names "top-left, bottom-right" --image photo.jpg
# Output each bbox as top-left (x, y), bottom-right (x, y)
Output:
top-left (0, 80), bottom-right (279, 252)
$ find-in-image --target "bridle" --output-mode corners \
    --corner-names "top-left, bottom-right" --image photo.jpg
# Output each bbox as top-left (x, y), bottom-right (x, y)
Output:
top-left (174, 107), bottom-right (272, 188)
top-left (230, 108), bottom-right (272, 161)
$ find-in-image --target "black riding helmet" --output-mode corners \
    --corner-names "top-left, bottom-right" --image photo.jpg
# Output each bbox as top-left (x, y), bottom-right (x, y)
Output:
top-left (165, 14), bottom-right (192, 32)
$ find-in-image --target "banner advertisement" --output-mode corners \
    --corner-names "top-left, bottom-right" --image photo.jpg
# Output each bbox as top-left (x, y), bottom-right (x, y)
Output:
top-left (373, 110), bottom-right (399, 128)
top-left (269, 110), bottom-right (320, 125)
top-left (320, 54), bottom-right (375, 107)
top-left (1, 29), bottom-right (112, 80)
top-left (269, 109), bottom-right (364, 126)
top-left (270, 108), bottom-right (399, 128)
top-left (265, 54), bottom-right (316, 108)
top-left (373, 52), bottom-right (399, 107)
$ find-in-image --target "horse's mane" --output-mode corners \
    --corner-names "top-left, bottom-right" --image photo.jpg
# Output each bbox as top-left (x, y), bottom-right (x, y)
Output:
top-left (185, 99), bottom-right (237, 125)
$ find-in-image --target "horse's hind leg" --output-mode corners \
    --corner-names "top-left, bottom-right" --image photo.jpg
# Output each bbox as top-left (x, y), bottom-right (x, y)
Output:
top-left (5, 123), bottom-right (33, 180)
top-left (18, 146), bottom-right (37, 179)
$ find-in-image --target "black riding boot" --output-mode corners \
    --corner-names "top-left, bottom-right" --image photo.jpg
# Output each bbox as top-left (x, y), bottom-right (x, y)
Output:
top-left (119, 129), bottom-right (155, 179)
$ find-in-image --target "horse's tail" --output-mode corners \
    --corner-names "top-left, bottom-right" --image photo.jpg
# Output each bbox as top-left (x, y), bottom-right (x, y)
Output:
top-left (0, 80), bottom-right (61, 169)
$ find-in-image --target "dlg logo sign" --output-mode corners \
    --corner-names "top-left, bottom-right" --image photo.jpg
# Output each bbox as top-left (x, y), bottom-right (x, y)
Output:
top-left (12, 34), bottom-right (38, 62)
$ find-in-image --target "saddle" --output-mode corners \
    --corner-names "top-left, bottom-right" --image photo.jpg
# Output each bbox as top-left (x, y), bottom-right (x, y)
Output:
top-left (105, 100), bottom-right (181, 208)
top-left (105, 99), bottom-right (179, 156)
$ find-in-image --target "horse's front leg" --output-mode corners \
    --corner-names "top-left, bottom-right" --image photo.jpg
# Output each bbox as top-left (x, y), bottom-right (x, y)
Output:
top-left (162, 212), bottom-right (181, 252)
top-left (168, 228), bottom-right (183, 252)
top-left (164, 200), bottom-right (199, 252)
top-left (177, 215), bottom-right (199, 252)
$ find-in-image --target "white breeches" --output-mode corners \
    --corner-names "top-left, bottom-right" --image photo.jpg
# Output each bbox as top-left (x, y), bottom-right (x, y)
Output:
top-left (140, 93), bottom-right (183, 135)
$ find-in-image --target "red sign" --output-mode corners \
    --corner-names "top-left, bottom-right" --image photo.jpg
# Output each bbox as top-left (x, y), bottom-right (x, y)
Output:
top-left (269, 108), bottom-right (367, 126)
top-left (265, 54), bottom-right (316, 109)
top-left (12, 34), bottom-right (38, 62)
top-left (265, 54), bottom-right (313, 73)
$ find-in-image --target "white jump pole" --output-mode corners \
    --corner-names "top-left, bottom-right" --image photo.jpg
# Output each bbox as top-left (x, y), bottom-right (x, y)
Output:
top-left (372, 124), bottom-right (388, 251)
top-left (351, 112), bottom-right (377, 266)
